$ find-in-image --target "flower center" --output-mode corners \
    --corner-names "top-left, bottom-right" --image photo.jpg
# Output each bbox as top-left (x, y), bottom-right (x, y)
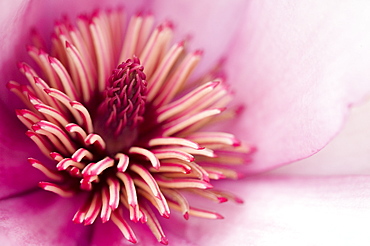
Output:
top-left (94, 57), bottom-right (147, 154)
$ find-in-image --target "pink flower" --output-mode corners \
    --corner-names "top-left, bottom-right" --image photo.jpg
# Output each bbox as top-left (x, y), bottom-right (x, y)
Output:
top-left (1, 0), bottom-right (370, 245)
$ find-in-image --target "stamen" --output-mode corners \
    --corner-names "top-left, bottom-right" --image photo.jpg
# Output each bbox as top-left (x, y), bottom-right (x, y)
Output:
top-left (141, 203), bottom-right (168, 245)
top-left (39, 182), bottom-right (75, 197)
top-left (84, 192), bottom-right (102, 225)
top-left (115, 153), bottom-right (130, 172)
top-left (148, 137), bottom-right (201, 149)
top-left (71, 148), bottom-right (94, 162)
top-left (111, 209), bottom-right (138, 244)
top-left (162, 108), bottom-right (224, 136)
top-left (100, 186), bottom-right (112, 223)
top-left (130, 164), bottom-right (162, 199)
top-left (128, 147), bottom-right (160, 170)
top-left (167, 200), bottom-right (223, 220)
top-left (82, 157), bottom-right (114, 176)
top-left (25, 131), bottom-right (53, 157)
top-left (28, 158), bottom-right (64, 181)
top-left (107, 177), bottom-right (120, 210)
top-left (155, 176), bottom-right (213, 189)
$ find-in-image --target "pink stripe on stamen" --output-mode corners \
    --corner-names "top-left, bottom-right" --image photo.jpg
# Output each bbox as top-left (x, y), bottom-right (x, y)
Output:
top-left (34, 103), bottom-right (69, 127)
top-left (50, 152), bottom-right (64, 162)
top-left (65, 41), bottom-right (92, 103)
top-left (187, 131), bottom-right (241, 147)
top-left (202, 166), bottom-right (240, 180)
top-left (39, 182), bottom-right (74, 197)
top-left (186, 161), bottom-right (210, 182)
top-left (57, 158), bottom-right (85, 170)
top-left (76, 16), bottom-right (97, 66)
top-left (26, 131), bottom-right (53, 158)
top-left (162, 189), bottom-right (189, 220)
top-left (7, 81), bottom-right (36, 110)
top-left (130, 164), bottom-right (162, 199)
top-left (49, 56), bottom-right (78, 100)
top-left (17, 115), bottom-right (33, 130)
top-left (72, 148), bottom-right (93, 162)
top-left (34, 120), bottom-right (76, 154)
top-left (70, 101), bottom-right (94, 133)
top-left (128, 147), bottom-right (160, 170)
top-left (30, 48), bottom-right (62, 90)
top-left (33, 76), bottom-right (64, 112)
top-left (82, 156), bottom-right (114, 176)
top-left (116, 172), bottom-right (139, 222)
top-left (119, 14), bottom-right (143, 64)
top-left (211, 190), bottom-right (244, 204)
top-left (136, 188), bottom-right (169, 219)
top-left (154, 50), bottom-right (202, 107)
top-left (152, 149), bottom-right (194, 162)
top-left (84, 192), bottom-right (102, 225)
top-left (141, 204), bottom-right (168, 245)
top-left (45, 88), bottom-right (83, 124)
top-left (85, 133), bottom-right (106, 151)
top-left (149, 161), bottom-right (192, 174)
top-left (66, 123), bottom-right (88, 142)
top-left (156, 81), bottom-right (219, 123)
top-left (18, 62), bottom-right (50, 104)
top-left (164, 146), bottom-right (215, 158)
top-left (188, 189), bottom-right (228, 203)
top-left (28, 158), bottom-right (64, 181)
top-left (155, 176), bottom-right (213, 189)
top-left (147, 42), bottom-right (184, 100)
top-left (100, 186), bottom-right (112, 223)
top-left (90, 19), bottom-right (110, 92)
top-left (148, 137), bottom-right (200, 149)
top-left (139, 22), bottom-right (172, 77)
top-left (111, 209), bottom-right (138, 244)
top-left (167, 200), bottom-right (223, 219)
top-left (73, 196), bottom-right (90, 224)
top-left (32, 125), bottom-right (69, 156)
top-left (163, 108), bottom-right (224, 136)
top-left (69, 166), bottom-right (82, 177)
top-left (69, 30), bottom-right (96, 92)
top-left (17, 109), bottom-right (42, 123)
top-left (114, 153), bottom-right (130, 172)
top-left (107, 177), bottom-right (120, 210)
top-left (135, 14), bottom-right (154, 55)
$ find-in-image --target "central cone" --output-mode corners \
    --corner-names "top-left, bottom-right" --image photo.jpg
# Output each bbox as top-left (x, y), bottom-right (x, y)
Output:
top-left (94, 57), bottom-right (147, 154)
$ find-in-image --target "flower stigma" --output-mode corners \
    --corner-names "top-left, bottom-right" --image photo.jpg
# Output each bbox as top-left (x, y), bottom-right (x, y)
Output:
top-left (8, 9), bottom-right (253, 245)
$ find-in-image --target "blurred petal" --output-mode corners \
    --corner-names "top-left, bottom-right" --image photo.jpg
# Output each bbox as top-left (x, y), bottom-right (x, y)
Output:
top-left (172, 175), bottom-right (370, 246)
top-left (274, 97), bottom-right (370, 175)
top-left (150, 0), bottom-right (248, 75)
top-left (227, 1), bottom-right (370, 172)
top-left (0, 191), bottom-right (90, 245)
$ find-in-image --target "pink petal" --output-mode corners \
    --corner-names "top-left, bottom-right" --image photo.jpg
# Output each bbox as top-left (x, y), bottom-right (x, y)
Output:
top-left (0, 191), bottom-right (90, 245)
top-left (226, 1), bottom-right (370, 172)
top-left (0, 102), bottom-right (45, 199)
top-left (274, 98), bottom-right (370, 175)
top-left (169, 175), bottom-right (370, 245)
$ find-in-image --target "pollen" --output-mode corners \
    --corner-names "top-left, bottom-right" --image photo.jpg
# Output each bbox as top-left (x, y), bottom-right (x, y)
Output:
top-left (8, 9), bottom-right (253, 245)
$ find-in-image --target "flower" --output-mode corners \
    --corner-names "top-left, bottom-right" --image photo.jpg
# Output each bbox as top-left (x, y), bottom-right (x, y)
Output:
top-left (1, 0), bottom-right (370, 245)
top-left (7, 8), bottom-right (252, 244)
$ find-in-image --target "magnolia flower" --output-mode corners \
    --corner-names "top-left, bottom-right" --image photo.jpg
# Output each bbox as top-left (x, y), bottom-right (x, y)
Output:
top-left (1, 0), bottom-right (370, 245)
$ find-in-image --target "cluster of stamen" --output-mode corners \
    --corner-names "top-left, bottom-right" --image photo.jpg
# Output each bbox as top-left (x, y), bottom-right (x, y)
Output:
top-left (8, 9), bottom-right (253, 244)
